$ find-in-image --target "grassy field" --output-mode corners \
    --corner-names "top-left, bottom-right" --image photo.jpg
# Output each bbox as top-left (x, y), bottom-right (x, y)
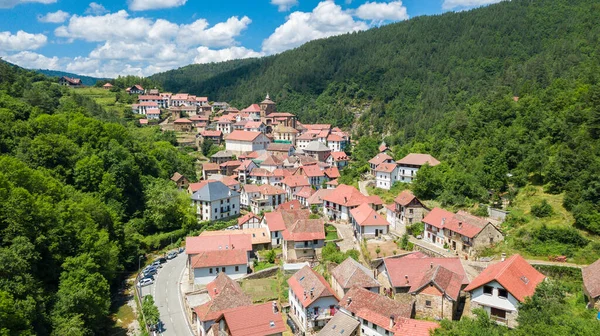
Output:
top-left (367, 182), bottom-right (409, 204)
top-left (241, 277), bottom-right (279, 303)
top-left (325, 225), bottom-right (338, 241)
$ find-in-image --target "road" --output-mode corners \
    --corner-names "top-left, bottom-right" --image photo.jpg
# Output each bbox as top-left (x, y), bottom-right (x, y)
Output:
top-left (358, 180), bottom-right (373, 196)
top-left (140, 253), bottom-right (193, 336)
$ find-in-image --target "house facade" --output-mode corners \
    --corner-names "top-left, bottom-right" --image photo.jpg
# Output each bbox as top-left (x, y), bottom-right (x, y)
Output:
top-left (349, 203), bottom-right (389, 240)
top-left (282, 218), bottom-right (325, 262)
top-left (396, 153), bottom-right (440, 183)
top-left (191, 181), bottom-right (240, 222)
top-left (330, 257), bottom-right (380, 299)
top-left (374, 162), bottom-right (399, 190)
top-left (385, 190), bottom-right (428, 234)
top-left (225, 130), bottom-right (271, 155)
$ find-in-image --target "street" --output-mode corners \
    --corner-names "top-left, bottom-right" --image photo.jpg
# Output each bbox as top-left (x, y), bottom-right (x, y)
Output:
top-left (140, 253), bottom-right (193, 336)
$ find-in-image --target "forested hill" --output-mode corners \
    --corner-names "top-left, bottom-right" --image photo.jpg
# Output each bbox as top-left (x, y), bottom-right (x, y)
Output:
top-left (36, 69), bottom-right (109, 86)
top-left (0, 61), bottom-right (199, 334)
top-left (150, 0), bottom-right (599, 127)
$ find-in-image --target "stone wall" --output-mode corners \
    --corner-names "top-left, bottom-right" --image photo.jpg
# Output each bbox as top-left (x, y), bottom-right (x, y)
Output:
top-left (413, 286), bottom-right (455, 320)
top-left (470, 301), bottom-right (519, 329)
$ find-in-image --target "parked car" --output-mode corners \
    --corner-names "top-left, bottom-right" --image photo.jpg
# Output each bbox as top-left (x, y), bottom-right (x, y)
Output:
top-left (143, 268), bottom-right (157, 277)
top-left (141, 273), bottom-right (155, 281)
top-left (178, 247), bottom-right (184, 253)
top-left (138, 278), bottom-right (154, 287)
top-left (144, 265), bottom-right (158, 273)
top-left (151, 261), bottom-right (162, 268)
top-left (156, 257), bottom-right (167, 264)
top-left (166, 251), bottom-right (177, 260)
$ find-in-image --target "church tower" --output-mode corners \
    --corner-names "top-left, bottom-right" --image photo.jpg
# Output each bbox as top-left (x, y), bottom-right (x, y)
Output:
top-left (260, 93), bottom-right (276, 117)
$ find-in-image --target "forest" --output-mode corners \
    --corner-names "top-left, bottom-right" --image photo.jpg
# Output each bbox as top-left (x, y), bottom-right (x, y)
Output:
top-left (0, 61), bottom-right (199, 335)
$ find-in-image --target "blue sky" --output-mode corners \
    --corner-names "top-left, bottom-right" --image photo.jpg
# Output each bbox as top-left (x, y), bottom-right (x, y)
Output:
top-left (0, 0), bottom-right (502, 77)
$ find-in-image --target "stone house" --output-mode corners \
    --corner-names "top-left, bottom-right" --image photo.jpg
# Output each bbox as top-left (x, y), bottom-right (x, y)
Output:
top-left (330, 257), bottom-right (380, 299)
top-left (170, 172), bottom-right (189, 190)
top-left (282, 218), bottom-right (325, 262)
top-left (583, 258), bottom-right (600, 310)
top-left (385, 190), bottom-right (428, 235)
top-left (210, 150), bottom-right (235, 164)
top-left (409, 264), bottom-right (464, 320)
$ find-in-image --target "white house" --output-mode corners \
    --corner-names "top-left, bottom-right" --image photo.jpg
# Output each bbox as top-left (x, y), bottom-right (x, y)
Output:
top-left (281, 218), bottom-right (325, 262)
top-left (374, 162), bottom-right (398, 190)
top-left (396, 153), bottom-right (440, 183)
top-left (225, 130), bottom-right (271, 155)
top-left (191, 181), bottom-right (240, 222)
top-left (349, 203), bottom-right (390, 240)
top-left (138, 95), bottom-right (166, 108)
top-left (322, 184), bottom-right (382, 222)
top-left (235, 159), bottom-right (257, 184)
top-left (326, 133), bottom-right (347, 152)
top-left (249, 185), bottom-right (287, 214)
top-left (237, 212), bottom-right (261, 229)
top-left (244, 121), bottom-right (266, 133)
top-left (288, 266), bottom-right (339, 332)
top-left (216, 118), bottom-right (233, 135)
top-left (464, 254), bottom-right (545, 328)
top-left (368, 153), bottom-right (394, 175)
top-left (326, 151), bottom-right (349, 169)
top-left (261, 208), bottom-right (310, 247)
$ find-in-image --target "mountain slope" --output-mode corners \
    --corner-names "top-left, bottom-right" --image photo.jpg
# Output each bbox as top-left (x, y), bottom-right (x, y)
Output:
top-left (36, 69), bottom-right (109, 86)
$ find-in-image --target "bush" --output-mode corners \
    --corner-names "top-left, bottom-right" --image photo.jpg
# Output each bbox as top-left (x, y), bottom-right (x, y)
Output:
top-left (266, 249), bottom-right (276, 264)
top-left (531, 199), bottom-right (553, 217)
top-left (406, 222), bottom-right (424, 237)
top-left (473, 204), bottom-right (489, 217)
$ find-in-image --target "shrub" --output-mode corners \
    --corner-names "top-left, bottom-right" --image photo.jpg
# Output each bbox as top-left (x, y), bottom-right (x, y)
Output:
top-left (531, 199), bottom-right (553, 217)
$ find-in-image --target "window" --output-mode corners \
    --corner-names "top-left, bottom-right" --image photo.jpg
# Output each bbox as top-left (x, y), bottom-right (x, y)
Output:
top-left (425, 300), bottom-right (432, 308)
top-left (498, 288), bottom-right (508, 298)
top-left (484, 286), bottom-right (493, 295)
top-left (209, 268), bottom-right (213, 274)
top-left (222, 267), bottom-right (226, 272)
top-left (409, 209), bottom-right (414, 214)
top-left (235, 266), bottom-right (239, 272)
top-left (490, 308), bottom-right (506, 319)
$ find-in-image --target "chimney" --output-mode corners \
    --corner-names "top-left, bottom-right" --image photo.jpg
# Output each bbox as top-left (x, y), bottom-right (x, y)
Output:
top-left (272, 301), bottom-right (279, 313)
top-left (347, 297), bottom-right (352, 305)
top-left (389, 315), bottom-right (395, 329)
top-left (304, 290), bottom-right (307, 299)
top-left (405, 275), bottom-right (409, 284)
top-left (232, 244), bottom-right (235, 250)
top-left (458, 221), bottom-right (463, 229)
top-left (430, 262), bottom-right (433, 269)
top-left (501, 253), bottom-right (506, 262)
top-left (310, 289), bottom-right (314, 298)
top-left (441, 218), bottom-right (446, 226)
top-left (344, 196), bottom-right (347, 203)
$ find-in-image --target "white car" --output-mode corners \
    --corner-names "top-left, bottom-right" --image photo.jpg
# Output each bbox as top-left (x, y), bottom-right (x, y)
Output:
top-left (138, 278), bottom-right (154, 287)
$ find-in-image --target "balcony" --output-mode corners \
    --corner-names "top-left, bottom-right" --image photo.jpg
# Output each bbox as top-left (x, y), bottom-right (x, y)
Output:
top-left (308, 308), bottom-right (336, 321)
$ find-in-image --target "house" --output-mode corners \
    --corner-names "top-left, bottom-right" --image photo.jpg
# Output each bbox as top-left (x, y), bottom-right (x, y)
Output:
top-left (127, 84), bottom-right (144, 94)
top-left (138, 95), bottom-right (166, 108)
top-left (423, 208), bottom-right (504, 256)
top-left (216, 117), bottom-right (234, 134)
top-left (338, 287), bottom-right (412, 336)
top-left (248, 168), bottom-right (272, 185)
top-left (409, 263), bottom-right (465, 320)
top-left (296, 165), bottom-right (326, 189)
top-left (282, 217), bottom-right (325, 262)
top-left (209, 301), bottom-right (286, 336)
top-left (265, 112), bottom-right (297, 129)
top-left (261, 209), bottom-right (310, 247)
top-left (260, 155), bottom-right (284, 172)
top-left (322, 184), bottom-right (383, 222)
top-left (174, 118), bottom-right (193, 132)
top-left (202, 163), bottom-right (220, 180)
top-left (374, 163), bottom-right (399, 190)
top-left (385, 190), bottom-right (428, 234)
top-left (368, 153), bottom-right (394, 175)
top-left (288, 266), bottom-right (339, 332)
top-left (250, 185), bottom-right (287, 214)
top-left (191, 273), bottom-right (252, 336)
top-left (238, 212), bottom-right (261, 229)
top-left (235, 160), bottom-right (257, 184)
top-left (240, 185), bottom-right (260, 209)
top-left (326, 151), bottom-right (349, 169)
top-left (102, 83), bottom-right (113, 89)
top-left (278, 199), bottom-right (303, 211)
top-left (210, 150), bottom-right (235, 164)
top-left (138, 101), bottom-right (159, 115)
top-left (201, 130), bottom-right (223, 145)
top-left (304, 141), bottom-right (332, 162)
top-left (272, 124), bottom-right (299, 144)
top-left (170, 172), bottom-right (189, 190)
top-left (220, 160), bottom-right (242, 176)
top-left (267, 143), bottom-right (295, 157)
top-left (59, 76), bottom-right (82, 87)
top-left (296, 132), bottom-right (319, 150)
top-left (171, 93), bottom-right (190, 106)
top-left (191, 180), bottom-right (240, 222)
top-left (199, 227), bottom-right (271, 251)
top-left (294, 186), bottom-right (315, 207)
top-left (330, 257), bottom-right (381, 299)
top-left (146, 108), bottom-right (160, 120)
top-left (323, 167), bottom-right (340, 181)
top-left (326, 133), bottom-right (347, 152)
top-left (185, 234), bottom-right (252, 285)
top-left (281, 175), bottom-right (310, 199)
top-left (325, 179), bottom-right (338, 189)
top-left (207, 174), bottom-right (240, 192)
top-left (396, 153), bottom-right (440, 183)
top-left (349, 203), bottom-right (390, 240)
top-left (139, 119), bottom-right (148, 126)
top-left (464, 254), bottom-right (545, 328)
top-left (583, 258), bottom-right (600, 310)
top-left (225, 130), bottom-right (271, 155)
top-left (379, 142), bottom-right (390, 153)
top-left (316, 311), bottom-right (360, 336)
top-left (244, 121), bottom-right (266, 133)
top-left (307, 188), bottom-right (334, 211)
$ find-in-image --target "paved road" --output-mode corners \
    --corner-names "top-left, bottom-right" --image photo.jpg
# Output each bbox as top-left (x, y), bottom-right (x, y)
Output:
top-left (331, 222), bottom-right (357, 252)
top-left (141, 253), bottom-right (193, 336)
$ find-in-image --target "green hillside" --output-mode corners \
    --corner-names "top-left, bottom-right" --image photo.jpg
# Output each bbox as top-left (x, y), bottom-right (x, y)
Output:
top-left (36, 69), bottom-right (109, 86)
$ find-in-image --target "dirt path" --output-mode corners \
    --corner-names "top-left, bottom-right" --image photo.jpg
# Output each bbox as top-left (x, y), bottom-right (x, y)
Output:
top-left (358, 180), bottom-right (373, 196)
top-left (330, 222), bottom-right (358, 252)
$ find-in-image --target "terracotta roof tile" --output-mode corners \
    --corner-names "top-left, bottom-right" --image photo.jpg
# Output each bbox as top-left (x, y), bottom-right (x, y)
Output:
top-left (186, 234), bottom-right (252, 254)
top-left (396, 153), bottom-right (440, 167)
top-left (375, 162), bottom-right (398, 173)
top-left (190, 249), bottom-right (248, 268)
top-left (384, 254), bottom-right (469, 289)
top-left (202, 130), bottom-right (223, 137)
top-left (218, 302), bottom-right (287, 336)
top-left (282, 175), bottom-right (310, 188)
top-left (409, 265), bottom-right (463, 301)
top-left (329, 151), bottom-right (349, 161)
top-left (423, 208), bottom-right (493, 238)
top-left (583, 258), bottom-right (600, 299)
top-left (288, 266), bottom-right (337, 307)
top-left (295, 186), bottom-right (315, 199)
top-left (331, 257), bottom-right (380, 290)
top-left (393, 318), bottom-right (439, 336)
top-left (323, 184), bottom-right (374, 207)
top-left (194, 274), bottom-right (252, 321)
top-left (339, 287), bottom-right (412, 332)
top-left (350, 203), bottom-right (390, 227)
top-left (369, 153), bottom-right (394, 165)
top-left (238, 212), bottom-right (261, 226)
top-left (394, 190), bottom-right (417, 206)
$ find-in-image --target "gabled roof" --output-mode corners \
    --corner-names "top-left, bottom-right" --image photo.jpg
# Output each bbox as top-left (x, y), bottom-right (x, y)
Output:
top-left (249, 168), bottom-right (271, 177)
top-left (305, 141), bottom-right (331, 152)
top-left (188, 181), bottom-right (211, 193)
top-left (170, 172), bottom-right (184, 182)
top-left (174, 118), bottom-right (192, 124)
top-left (263, 209), bottom-right (310, 232)
top-left (307, 188), bottom-right (335, 205)
top-left (369, 153), bottom-right (394, 165)
top-left (278, 199), bottom-right (303, 211)
top-left (295, 186), bottom-right (315, 199)
top-left (394, 190), bottom-right (419, 207)
top-left (194, 273), bottom-right (252, 322)
top-left (303, 124), bottom-right (331, 130)
top-left (329, 151), bottom-right (349, 161)
top-left (375, 162), bottom-right (398, 173)
top-left (226, 130), bottom-right (263, 142)
top-left (242, 103), bottom-right (261, 112)
top-left (327, 133), bottom-right (344, 142)
top-left (202, 130), bottom-right (223, 137)
top-left (379, 143), bottom-right (389, 152)
top-left (191, 180), bottom-right (239, 202)
top-left (583, 258), bottom-right (600, 299)
top-left (331, 257), bottom-right (381, 290)
top-left (217, 301), bottom-right (287, 336)
top-left (267, 143), bottom-right (294, 152)
top-left (200, 227), bottom-right (270, 245)
top-left (463, 254), bottom-right (545, 302)
top-left (261, 155), bottom-right (283, 166)
top-left (237, 213), bottom-right (260, 227)
top-left (409, 265), bottom-right (463, 301)
top-left (186, 233), bottom-right (252, 255)
top-left (322, 184), bottom-right (373, 207)
top-left (383, 254), bottom-right (469, 289)
top-left (208, 175), bottom-right (239, 187)
top-left (190, 249), bottom-right (248, 268)
top-left (287, 266), bottom-right (337, 307)
top-left (299, 164), bottom-right (324, 177)
top-left (282, 218), bottom-right (325, 241)
top-left (324, 167), bottom-right (340, 179)
top-left (350, 203), bottom-right (389, 227)
top-left (423, 208), bottom-right (496, 239)
top-left (393, 318), bottom-right (439, 336)
top-left (316, 310), bottom-right (360, 336)
top-left (396, 153), bottom-right (440, 167)
top-left (244, 121), bottom-right (264, 129)
top-left (203, 162), bottom-right (220, 171)
top-left (220, 160), bottom-right (243, 168)
top-left (138, 95), bottom-right (162, 100)
top-left (339, 287), bottom-right (412, 332)
top-left (258, 184), bottom-right (286, 196)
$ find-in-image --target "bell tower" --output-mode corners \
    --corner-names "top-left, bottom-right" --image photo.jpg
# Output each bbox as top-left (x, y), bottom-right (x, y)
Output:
top-left (260, 93), bottom-right (276, 117)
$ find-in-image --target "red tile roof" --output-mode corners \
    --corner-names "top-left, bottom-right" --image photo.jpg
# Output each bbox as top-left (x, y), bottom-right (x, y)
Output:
top-left (242, 103), bottom-right (261, 112)
top-left (299, 164), bottom-right (324, 177)
top-left (463, 254), bottom-right (545, 302)
top-left (394, 190), bottom-right (418, 206)
top-left (307, 188), bottom-right (335, 205)
top-left (139, 101), bottom-right (159, 107)
top-left (226, 130), bottom-right (263, 142)
top-left (185, 234), bottom-right (252, 254)
top-left (384, 254), bottom-right (469, 289)
top-left (329, 151), bottom-right (349, 161)
top-left (138, 95), bottom-right (162, 100)
top-left (288, 266), bottom-right (337, 307)
top-left (261, 155), bottom-right (283, 167)
top-left (324, 167), bottom-right (340, 179)
top-left (249, 168), bottom-right (271, 177)
top-left (244, 121), bottom-right (264, 129)
top-left (369, 153), bottom-right (394, 165)
top-left (379, 143), bottom-right (389, 152)
top-left (322, 184), bottom-right (374, 207)
top-left (218, 302), bottom-right (287, 336)
top-left (423, 208), bottom-right (494, 239)
top-left (202, 130), bottom-right (223, 137)
top-left (190, 249), bottom-right (248, 268)
top-left (331, 258), bottom-right (380, 290)
top-left (238, 212), bottom-right (261, 226)
top-left (393, 318), bottom-right (439, 336)
top-left (375, 162), bottom-right (398, 173)
top-left (339, 287), bottom-right (412, 332)
top-left (282, 218), bottom-right (325, 241)
top-left (583, 258), bottom-right (600, 299)
top-left (326, 179), bottom-right (339, 186)
top-left (350, 203), bottom-right (390, 227)
top-left (219, 160), bottom-right (243, 168)
top-left (327, 133), bottom-right (344, 142)
top-left (188, 181), bottom-right (212, 193)
top-left (295, 186), bottom-right (315, 199)
top-left (409, 265), bottom-right (463, 301)
top-left (278, 200), bottom-right (303, 211)
top-left (194, 274), bottom-right (252, 321)
top-left (282, 175), bottom-right (310, 188)
top-left (242, 184), bottom-right (261, 193)
top-left (258, 184), bottom-right (286, 196)
top-left (203, 163), bottom-right (220, 171)
top-left (396, 153), bottom-right (440, 167)
top-left (304, 124), bottom-right (331, 130)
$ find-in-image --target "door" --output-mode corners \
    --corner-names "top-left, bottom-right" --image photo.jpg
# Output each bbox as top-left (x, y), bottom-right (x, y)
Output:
top-left (375, 229), bottom-right (379, 237)
top-left (452, 241), bottom-right (456, 250)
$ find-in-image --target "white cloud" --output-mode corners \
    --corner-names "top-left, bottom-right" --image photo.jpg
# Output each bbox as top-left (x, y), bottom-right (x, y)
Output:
top-left (270, 0), bottom-right (298, 12)
top-left (0, 30), bottom-right (47, 51)
top-left (262, 0), bottom-right (368, 54)
top-left (194, 46), bottom-right (263, 64)
top-left (128, 0), bottom-right (186, 11)
top-left (354, 1), bottom-right (409, 22)
top-left (0, 0), bottom-right (56, 9)
top-left (37, 10), bottom-right (70, 23)
top-left (55, 10), bottom-right (153, 42)
top-left (442, 0), bottom-right (503, 10)
top-left (177, 16), bottom-right (252, 48)
top-left (85, 2), bottom-right (109, 15)
top-left (1, 51), bottom-right (60, 69)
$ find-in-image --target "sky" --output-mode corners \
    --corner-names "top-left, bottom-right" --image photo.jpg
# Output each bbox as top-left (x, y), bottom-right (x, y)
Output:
top-left (0, 0), bottom-right (503, 78)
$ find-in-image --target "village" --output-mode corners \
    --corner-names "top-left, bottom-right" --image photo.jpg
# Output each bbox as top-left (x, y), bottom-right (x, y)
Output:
top-left (70, 79), bottom-right (600, 336)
